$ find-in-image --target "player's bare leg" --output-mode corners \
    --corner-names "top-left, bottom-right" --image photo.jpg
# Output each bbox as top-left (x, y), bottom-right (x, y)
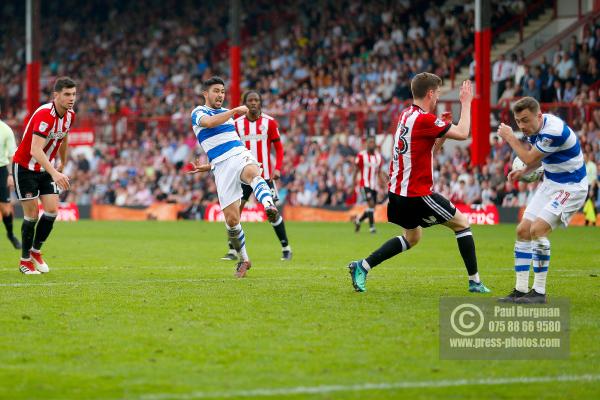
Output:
top-left (0, 202), bottom-right (21, 249)
top-left (443, 210), bottom-right (490, 293)
top-left (349, 227), bottom-right (420, 292)
top-left (223, 201), bottom-right (251, 277)
top-left (18, 199), bottom-right (40, 274)
top-left (240, 164), bottom-right (278, 223)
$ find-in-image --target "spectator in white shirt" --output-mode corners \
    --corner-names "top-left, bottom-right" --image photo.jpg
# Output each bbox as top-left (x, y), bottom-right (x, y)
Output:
top-left (556, 54), bottom-right (576, 80)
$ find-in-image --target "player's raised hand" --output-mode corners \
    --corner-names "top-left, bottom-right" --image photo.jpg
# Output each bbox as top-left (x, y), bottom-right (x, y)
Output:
top-left (497, 123), bottom-right (514, 141)
top-left (186, 158), bottom-right (211, 175)
top-left (459, 80), bottom-right (473, 104)
top-left (233, 105), bottom-right (249, 115)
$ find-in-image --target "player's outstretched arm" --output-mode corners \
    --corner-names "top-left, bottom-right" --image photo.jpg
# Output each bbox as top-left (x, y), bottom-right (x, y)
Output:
top-left (444, 80), bottom-right (473, 141)
top-left (200, 106), bottom-right (248, 128)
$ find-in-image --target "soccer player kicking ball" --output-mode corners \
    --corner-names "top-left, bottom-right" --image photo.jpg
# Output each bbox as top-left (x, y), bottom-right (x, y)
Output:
top-left (221, 90), bottom-right (292, 261)
top-left (348, 73), bottom-right (491, 294)
top-left (190, 77), bottom-right (279, 277)
top-left (497, 97), bottom-right (588, 303)
top-left (13, 77), bottom-right (75, 274)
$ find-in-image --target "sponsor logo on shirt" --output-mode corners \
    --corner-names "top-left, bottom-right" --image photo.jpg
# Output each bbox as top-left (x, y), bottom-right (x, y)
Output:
top-left (434, 119), bottom-right (445, 127)
top-left (47, 131), bottom-right (68, 140)
top-left (38, 122), bottom-right (48, 133)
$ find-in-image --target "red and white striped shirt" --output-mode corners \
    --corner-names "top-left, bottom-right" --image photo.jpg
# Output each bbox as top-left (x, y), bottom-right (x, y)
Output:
top-left (388, 105), bottom-right (450, 197)
top-left (234, 113), bottom-right (284, 180)
top-left (355, 150), bottom-right (383, 189)
top-left (13, 102), bottom-right (75, 172)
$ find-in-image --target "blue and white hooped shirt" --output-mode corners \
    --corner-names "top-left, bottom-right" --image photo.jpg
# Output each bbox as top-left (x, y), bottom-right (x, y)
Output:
top-left (191, 105), bottom-right (245, 165)
top-left (528, 113), bottom-right (588, 189)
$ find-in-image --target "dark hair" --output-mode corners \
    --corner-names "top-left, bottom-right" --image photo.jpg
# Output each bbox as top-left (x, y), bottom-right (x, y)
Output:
top-left (54, 77), bottom-right (76, 92)
top-left (512, 97), bottom-right (540, 114)
top-left (242, 90), bottom-right (261, 105)
top-left (410, 72), bottom-right (442, 99)
top-left (202, 76), bottom-right (225, 91)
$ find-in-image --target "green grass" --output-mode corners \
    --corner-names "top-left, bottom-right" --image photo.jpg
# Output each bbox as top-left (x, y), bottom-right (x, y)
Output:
top-left (0, 221), bottom-right (599, 400)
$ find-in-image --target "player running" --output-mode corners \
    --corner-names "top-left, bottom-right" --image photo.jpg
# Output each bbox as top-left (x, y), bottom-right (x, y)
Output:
top-left (189, 77), bottom-right (279, 277)
top-left (352, 135), bottom-right (386, 234)
top-left (13, 77), bottom-right (75, 274)
top-left (497, 97), bottom-right (588, 303)
top-left (347, 73), bottom-right (491, 293)
top-left (221, 90), bottom-right (292, 261)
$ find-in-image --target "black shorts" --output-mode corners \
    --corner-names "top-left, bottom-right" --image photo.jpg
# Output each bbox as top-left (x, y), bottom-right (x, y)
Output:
top-left (241, 179), bottom-right (277, 202)
top-left (13, 162), bottom-right (60, 201)
top-left (0, 166), bottom-right (10, 203)
top-left (387, 191), bottom-right (456, 229)
top-left (362, 187), bottom-right (377, 204)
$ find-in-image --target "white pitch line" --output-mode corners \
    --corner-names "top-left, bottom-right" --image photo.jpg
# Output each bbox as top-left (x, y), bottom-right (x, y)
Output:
top-left (139, 374), bottom-right (600, 400)
top-left (0, 276), bottom-right (300, 288)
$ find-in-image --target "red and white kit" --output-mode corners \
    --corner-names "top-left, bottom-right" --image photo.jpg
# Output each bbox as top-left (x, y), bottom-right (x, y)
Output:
top-left (388, 104), bottom-right (450, 197)
top-left (13, 102), bottom-right (75, 172)
top-left (355, 150), bottom-right (383, 189)
top-left (234, 113), bottom-right (283, 180)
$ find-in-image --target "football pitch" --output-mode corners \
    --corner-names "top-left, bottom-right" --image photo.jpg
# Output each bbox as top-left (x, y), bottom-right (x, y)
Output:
top-left (0, 220), bottom-right (599, 400)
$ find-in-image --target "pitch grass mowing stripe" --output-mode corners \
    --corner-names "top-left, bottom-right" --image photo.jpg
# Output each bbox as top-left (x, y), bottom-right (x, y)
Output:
top-left (0, 276), bottom-right (301, 287)
top-left (0, 272), bottom-right (592, 287)
top-left (140, 374), bottom-right (600, 399)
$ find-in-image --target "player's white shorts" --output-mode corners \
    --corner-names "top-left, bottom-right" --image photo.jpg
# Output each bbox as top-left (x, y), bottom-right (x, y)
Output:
top-left (213, 149), bottom-right (259, 209)
top-left (523, 181), bottom-right (587, 230)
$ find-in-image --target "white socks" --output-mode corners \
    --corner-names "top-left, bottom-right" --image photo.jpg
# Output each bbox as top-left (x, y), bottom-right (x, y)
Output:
top-left (532, 237), bottom-right (550, 294)
top-left (514, 240), bottom-right (532, 293)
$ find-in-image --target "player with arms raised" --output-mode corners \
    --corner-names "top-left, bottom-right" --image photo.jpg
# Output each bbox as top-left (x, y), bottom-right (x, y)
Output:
top-left (221, 90), bottom-right (292, 261)
top-left (353, 135), bottom-right (386, 234)
top-left (189, 77), bottom-right (279, 277)
top-left (497, 97), bottom-right (588, 303)
top-left (13, 77), bottom-right (75, 274)
top-left (347, 73), bottom-right (491, 293)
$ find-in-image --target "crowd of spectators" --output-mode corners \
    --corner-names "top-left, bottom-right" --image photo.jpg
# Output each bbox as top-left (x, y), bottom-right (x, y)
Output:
top-left (1, 0), bottom-right (528, 121)
top-left (57, 114), bottom-right (599, 223)
top-left (492, 22), bottom-right (600, 119)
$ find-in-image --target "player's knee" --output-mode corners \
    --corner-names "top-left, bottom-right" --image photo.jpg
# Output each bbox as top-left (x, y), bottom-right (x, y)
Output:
top-left (404, 231), bottom-right (421, 247)
top-left (516, 223), bottom-right (531, 240)
top-left (451, 211), bottom-right (470, 231)
top-left (529, 224), bottom-right (550, 240)
top-left (225, 215), bottom-right (240, 227)
top-left (241, 164), bottom-right (260, 184)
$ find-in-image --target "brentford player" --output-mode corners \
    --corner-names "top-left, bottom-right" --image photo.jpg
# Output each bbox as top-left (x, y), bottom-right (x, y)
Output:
top-left (348, 73), bottom-right (491, 293)
top-left (221, 90), bottom-right (292, 261)
top-left (13, 77), bottom-right (75, 274)
top-left (353, 136), bottom-right (386, 234)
